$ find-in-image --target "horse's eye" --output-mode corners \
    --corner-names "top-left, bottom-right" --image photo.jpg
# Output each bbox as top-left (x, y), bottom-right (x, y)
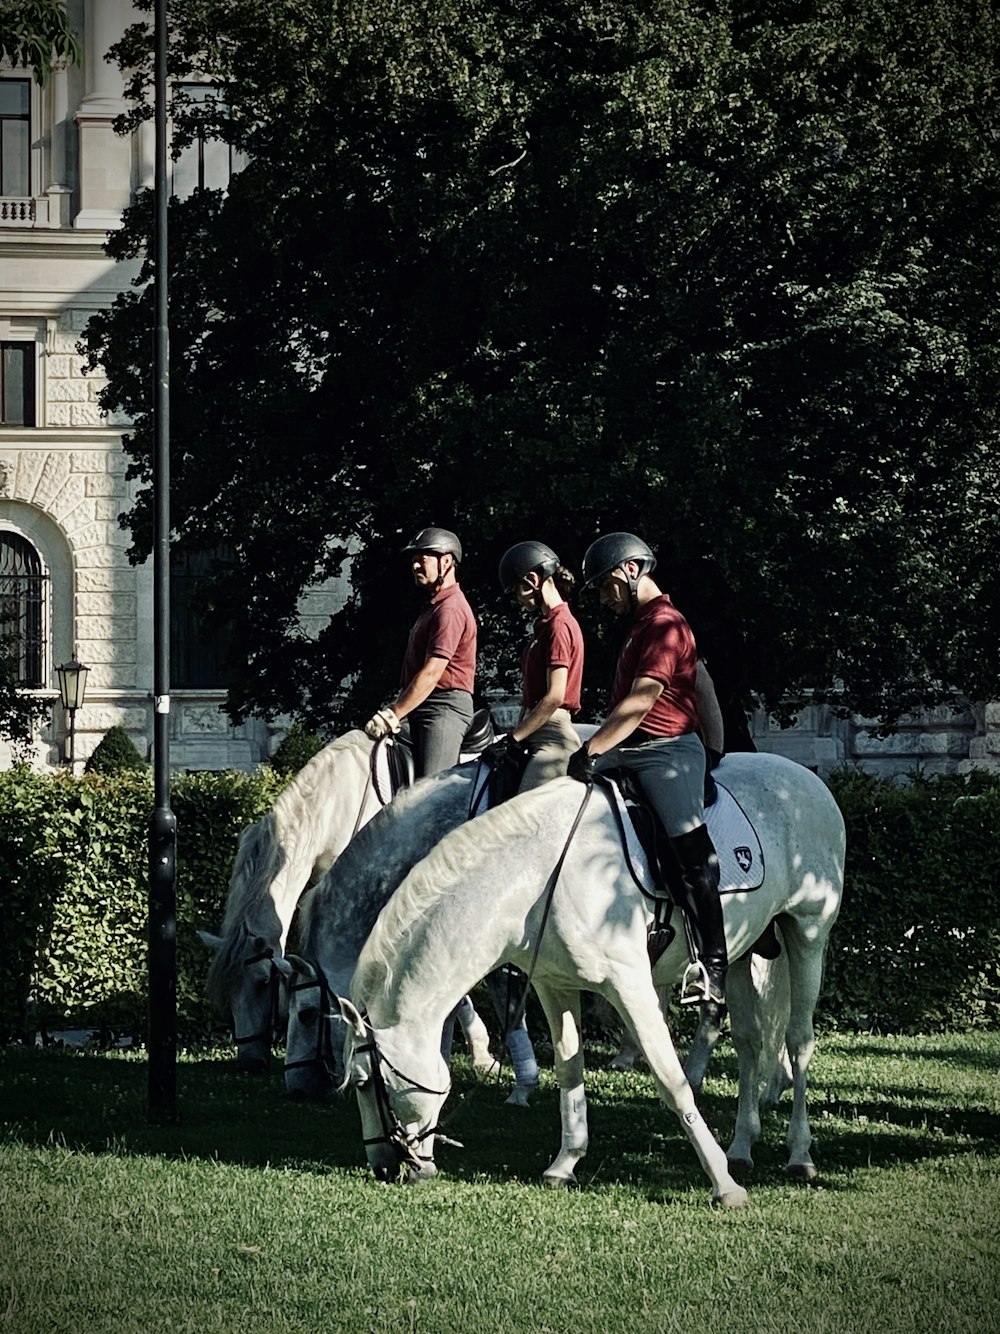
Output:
top-left (299, 1006), bottom-right (318, 1027)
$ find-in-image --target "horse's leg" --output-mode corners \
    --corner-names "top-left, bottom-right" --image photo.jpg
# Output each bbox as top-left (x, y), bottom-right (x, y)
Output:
top-left (609, 1020), bottom-right (643, 1071)
top-left (682, 993), bottom-right (726, 1094)
top-left (723, 952), bottom-right (764, 1171)
top-left (531, 983), bottom-right (588, 1189)
top-left (454, 994), bottom-right (499, 1073)
top-left (605, 974), bottom-right (748, 1209)
top-left (484, 969), bottom-right (539, 1105)
top-left (777, 921), bottom-right (828, 1183)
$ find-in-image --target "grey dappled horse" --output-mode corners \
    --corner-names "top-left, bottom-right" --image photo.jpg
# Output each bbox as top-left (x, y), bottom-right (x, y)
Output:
top-left (280, 762), bottom-right (542, 1102)
top-left (339, 753), bottom-right (845, 1203)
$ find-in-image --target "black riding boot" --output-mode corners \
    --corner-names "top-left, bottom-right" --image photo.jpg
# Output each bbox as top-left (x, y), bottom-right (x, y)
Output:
top-left (670, 824), bottom-right (728, 1009)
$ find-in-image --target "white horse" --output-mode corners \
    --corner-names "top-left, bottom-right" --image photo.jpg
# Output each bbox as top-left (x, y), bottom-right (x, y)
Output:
top-left (199, 729), bottom-right (494, 1072)
top-left (338, 753), bottom-right (844, 1203)
top-left (280, 761), bottom-right (543, 1103)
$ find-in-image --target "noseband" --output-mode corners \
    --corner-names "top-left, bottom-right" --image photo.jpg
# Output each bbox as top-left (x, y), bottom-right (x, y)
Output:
top-left (231, 946), bottom-right (282, 1053)
top-left (353, 1011), bottom-right (455, 1173)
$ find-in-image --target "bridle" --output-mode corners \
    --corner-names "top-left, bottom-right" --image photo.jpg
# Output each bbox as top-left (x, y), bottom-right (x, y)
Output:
top-left (231, 945), bottom-right (282, 1055)
top-left (282, 961), bottom-right (343, 1083)
top-left (350, 1011), bottom-right (457, 1175)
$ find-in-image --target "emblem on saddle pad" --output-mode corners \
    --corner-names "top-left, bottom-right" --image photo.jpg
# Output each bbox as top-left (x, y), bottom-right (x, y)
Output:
top-left (734, 846), bottom-right (753, 874)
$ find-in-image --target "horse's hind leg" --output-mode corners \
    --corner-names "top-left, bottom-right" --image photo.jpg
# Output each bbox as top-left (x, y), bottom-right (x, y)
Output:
top-left (531, 984), bottom-right (588, 1188)
top-left (778, 922), bottom-right (828, 1182)
top-left (724, 952), bottom-right (766, 1171)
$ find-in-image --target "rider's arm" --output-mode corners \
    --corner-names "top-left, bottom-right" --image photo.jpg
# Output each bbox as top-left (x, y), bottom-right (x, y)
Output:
top-left (695, 660), bottom-right (725, 754)
top-left (511, 666), bottom-right (568, 743)
top-left (391, 654), bottom-right (449, 720)
top-left (582, 675), bottom-right (664, 756)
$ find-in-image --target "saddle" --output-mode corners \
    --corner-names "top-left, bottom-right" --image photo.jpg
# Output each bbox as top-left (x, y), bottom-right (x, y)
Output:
top-left (374, 708), bottom-right (497, 804)
top-left (598, 769), bottom-right (779, 968)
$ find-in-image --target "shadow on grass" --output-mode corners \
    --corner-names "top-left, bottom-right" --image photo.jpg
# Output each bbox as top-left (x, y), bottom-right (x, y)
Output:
top-left (2, 1038), bottom-right (997, 1197)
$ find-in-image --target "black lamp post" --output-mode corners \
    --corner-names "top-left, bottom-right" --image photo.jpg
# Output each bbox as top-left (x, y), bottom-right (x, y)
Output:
top-left (56, 654), bottom-right (89, 766)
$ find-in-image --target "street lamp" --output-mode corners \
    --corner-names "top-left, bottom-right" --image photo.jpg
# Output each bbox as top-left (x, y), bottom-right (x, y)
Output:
top-left (56, 654), bottom-right (89, 766)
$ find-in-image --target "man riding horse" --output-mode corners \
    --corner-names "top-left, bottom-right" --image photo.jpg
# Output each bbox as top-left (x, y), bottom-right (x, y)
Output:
top-left (568, 532), bottom-right (729, 1015)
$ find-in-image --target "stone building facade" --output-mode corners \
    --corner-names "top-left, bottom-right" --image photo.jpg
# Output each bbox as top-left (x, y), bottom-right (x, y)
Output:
top-left (2, 2), bottom-right (997, 779)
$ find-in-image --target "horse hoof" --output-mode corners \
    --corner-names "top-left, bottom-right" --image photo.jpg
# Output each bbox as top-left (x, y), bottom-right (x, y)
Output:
top-left (726, 1155), bottom-right (754, 1176)
top-left (542, 1172), bottom-right (579, 1191)
top-left (712, 1187), bottom-right (749, 1210)
top-left (786, 1162), bottom-right (818, 1185)
top-left (473, 1056), bottom-right (500, 1076)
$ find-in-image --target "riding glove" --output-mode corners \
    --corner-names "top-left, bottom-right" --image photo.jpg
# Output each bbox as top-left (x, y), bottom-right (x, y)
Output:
top-left (567, 744), bottom-right (598, 783)
top-left (483, 734), bottom-right (526, 766)
top-left (365, 706), bottom-right (401, 740)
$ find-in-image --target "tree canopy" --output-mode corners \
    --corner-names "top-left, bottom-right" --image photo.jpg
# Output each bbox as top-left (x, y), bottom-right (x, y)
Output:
top-left (83, 0), bottom-right (1000, 736)
top-left (0, 0), bottom-right (81, 84)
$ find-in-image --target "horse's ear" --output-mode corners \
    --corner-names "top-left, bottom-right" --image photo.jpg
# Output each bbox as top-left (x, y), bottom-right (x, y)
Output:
top-left (197, 930), bottom-right (223, 952)
top-left (337, 996), bottom-right (368, 1040)
top-left (274, 953), bottom-right (313, 980)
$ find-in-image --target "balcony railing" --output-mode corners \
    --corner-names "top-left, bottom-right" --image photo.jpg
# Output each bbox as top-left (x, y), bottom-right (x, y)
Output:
top-left (0, 197), bottom-right (37, 226)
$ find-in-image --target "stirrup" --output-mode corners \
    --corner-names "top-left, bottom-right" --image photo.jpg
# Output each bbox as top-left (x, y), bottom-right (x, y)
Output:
top-left (680, 960), bottom-right (725, 1007)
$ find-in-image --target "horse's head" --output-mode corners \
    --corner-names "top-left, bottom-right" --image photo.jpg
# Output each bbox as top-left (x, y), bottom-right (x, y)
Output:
top-left (279, 954), bottom-right (344, 1099)
top-left (339, 997), bottom-right (449, 1184)
top-left (200, 927), bottom-right (282, 1074)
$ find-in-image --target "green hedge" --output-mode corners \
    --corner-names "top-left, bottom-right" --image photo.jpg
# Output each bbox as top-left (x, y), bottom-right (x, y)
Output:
top-left (824, 768), bottom-right (1000, 1031)
top-left (0, 765), bottom-right (283, 1043)
top-left (2, 764), bottom-right (999, 1043)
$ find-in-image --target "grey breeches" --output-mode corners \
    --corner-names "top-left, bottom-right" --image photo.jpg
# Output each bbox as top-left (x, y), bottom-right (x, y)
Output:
top-left (409, 688), bottom-right (475, 778)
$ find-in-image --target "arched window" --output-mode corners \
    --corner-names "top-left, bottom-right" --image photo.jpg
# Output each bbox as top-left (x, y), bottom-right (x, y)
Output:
top-left (0, 531), bottom-right (47, 686)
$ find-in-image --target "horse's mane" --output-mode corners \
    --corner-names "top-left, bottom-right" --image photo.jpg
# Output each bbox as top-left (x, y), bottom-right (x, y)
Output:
top-left (205, 729), bottom-right (371, 1003)
top-left (296, 765), bottom-right (474, 959)
top-left (353, 778), bottom-right (578, 999)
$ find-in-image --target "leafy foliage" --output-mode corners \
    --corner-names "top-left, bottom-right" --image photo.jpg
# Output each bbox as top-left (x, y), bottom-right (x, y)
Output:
top-left (825, 767), bottom-right (1000, 1031)
top-left (82, 0), bottom-right (1000, 731)
top-left (0, 641), bottom-right (50, 760)
top-left (83, 723), bottom-right (147, 775)
top-left (0, 0), bottom-right (81, 84)
top-left (268, 720), bottom-right (329, 777)
top-left (0, 765), bottom-right (283, 1041)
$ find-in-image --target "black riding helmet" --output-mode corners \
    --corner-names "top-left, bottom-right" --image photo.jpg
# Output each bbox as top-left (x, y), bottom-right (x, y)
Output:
top-left (498, 540), bottom-right (560, 592)
top-left (402, 527), bottom-right (463, 563)
top-left (581, 532), bottom-right (656, 588)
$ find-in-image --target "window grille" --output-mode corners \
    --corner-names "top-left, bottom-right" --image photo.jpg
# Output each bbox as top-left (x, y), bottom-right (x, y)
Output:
top-left (0, 532), bottom-right (47, 686)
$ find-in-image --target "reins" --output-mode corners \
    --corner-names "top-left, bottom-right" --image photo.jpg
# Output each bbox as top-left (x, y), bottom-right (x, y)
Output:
top-left (507, 780), bottom-right (594, 1034)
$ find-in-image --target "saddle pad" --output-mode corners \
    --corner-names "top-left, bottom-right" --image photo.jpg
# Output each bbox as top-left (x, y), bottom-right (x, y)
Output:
top-left (610, 779), bottom-right (765, 896)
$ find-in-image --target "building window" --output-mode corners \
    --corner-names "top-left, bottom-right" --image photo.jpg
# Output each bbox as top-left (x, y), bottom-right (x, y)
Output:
top-left (0, 342), bottom-right (36, 425)
top-left (0, 531), bottom-right (47, 686)
top-left (172, 84), bottom-right (243, 197)
top-left (170, 546), bottom-right (235, 688)
top-left (0, 80), bottom-right (30, 197)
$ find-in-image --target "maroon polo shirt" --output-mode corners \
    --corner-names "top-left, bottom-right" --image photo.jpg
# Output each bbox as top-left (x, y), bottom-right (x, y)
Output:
top-left (400, 582), bottom-right (477, 693)
top-left (520, 602), bottom-right (584, 714)
top-left (609, 594), bottom-right (698, 738)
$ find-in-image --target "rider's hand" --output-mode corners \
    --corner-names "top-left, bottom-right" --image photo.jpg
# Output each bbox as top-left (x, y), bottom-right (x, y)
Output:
top-left (567, 744), bottom-right (598, 783)
top-left (484, 734), bottom-right (525, 765)
top-left (365, 707), bottom-right (401, 740)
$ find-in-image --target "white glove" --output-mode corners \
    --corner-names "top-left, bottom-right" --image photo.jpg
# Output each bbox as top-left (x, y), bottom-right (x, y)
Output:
top-left (365, 707), bottom-right (401, 740)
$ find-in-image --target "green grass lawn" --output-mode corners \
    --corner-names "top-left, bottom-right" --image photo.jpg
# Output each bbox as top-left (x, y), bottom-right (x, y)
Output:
top-left (1, 1031), bottom-right (998, 1333)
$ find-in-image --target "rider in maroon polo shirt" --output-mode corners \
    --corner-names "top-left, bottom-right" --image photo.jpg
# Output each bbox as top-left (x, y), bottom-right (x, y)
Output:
top-left (365, 526), bottom-right (477, 779)
top-left (568, 532), bottom-right (728, 1012)
top-left (491, 540), bottom-right (585, 791)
